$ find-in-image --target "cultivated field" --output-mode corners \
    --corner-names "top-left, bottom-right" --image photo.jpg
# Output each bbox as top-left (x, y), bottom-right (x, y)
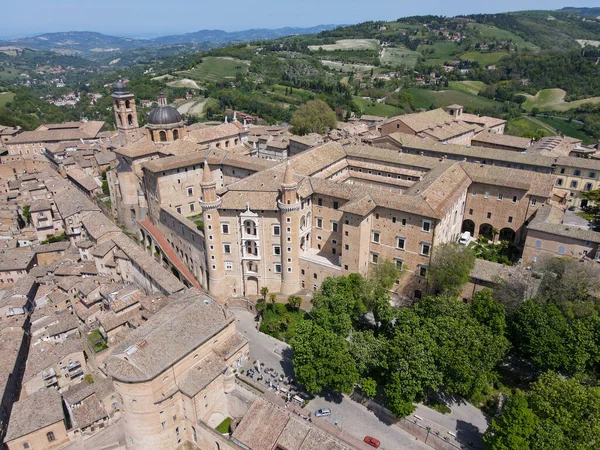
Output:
top-left (167, 78), bottom-right (201, 90)
top-left (176, 97), bottom-right (208, 116)
top-left (175, 57), bottom-right (249, 83)
top-left (416, 41), bottom-right (459, 65)
top-left (308, 39), bottom-right (380, 51)
top-left (460, 51), bottom-right (509, 66)
top-left (576, 39), bottom-right (600, 47)
top-left (448, 81), bottom-right (487, 96)
top-left (353, 96), bottom-right (404, 117)
top-left (523, 88), bottom-right (600, 111)
top-left (321, 60), bottom-right (376, 74)
top-left (405, 88), bottom-right (501, 110)
top-left (380, 46), bottom-right (421, 68)
top-left (0, 91), bottom-right (15, 107)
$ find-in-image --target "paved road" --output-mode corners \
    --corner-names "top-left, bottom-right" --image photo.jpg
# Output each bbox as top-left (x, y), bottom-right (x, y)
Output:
top-left (234, 308), bottom-right (430, 450)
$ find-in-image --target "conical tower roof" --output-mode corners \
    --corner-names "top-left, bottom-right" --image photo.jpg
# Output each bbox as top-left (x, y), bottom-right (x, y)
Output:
top-left (282, 160), bottom-right (297, 187)
top-left (201, 158), bottom-right (214, 185)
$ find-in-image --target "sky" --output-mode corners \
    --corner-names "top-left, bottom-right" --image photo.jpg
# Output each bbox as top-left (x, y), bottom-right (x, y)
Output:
top-left (1, 0), bottom-right (598, 39)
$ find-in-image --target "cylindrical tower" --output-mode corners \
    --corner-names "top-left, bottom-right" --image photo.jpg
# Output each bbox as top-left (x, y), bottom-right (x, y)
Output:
top-left (199, 159), bottom-right (227, 299)
top-left (278, 161), bottom-right (301, 295)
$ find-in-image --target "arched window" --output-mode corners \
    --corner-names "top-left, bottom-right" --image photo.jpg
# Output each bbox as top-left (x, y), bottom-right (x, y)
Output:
top-left (47, 432), bottom-right (56, 442)
top-left (244, 220), bottom-right (257, 236)
top-left (125, 99), bottom-right (130, 109)
top-left (159, 131), bottom-right (167, 142)
top-left (127, 114), bottom-right (133, 126)
top-left (245, 240), bottom-right (258, 256)
top-left (173, 129), bottom-right (179, 141)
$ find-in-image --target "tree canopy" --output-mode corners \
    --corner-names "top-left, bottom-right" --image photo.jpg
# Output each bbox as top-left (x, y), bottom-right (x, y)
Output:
top-left (291, 99), bottom-right (337, 135)
top-left (427, 243), bottom-right (475, 296)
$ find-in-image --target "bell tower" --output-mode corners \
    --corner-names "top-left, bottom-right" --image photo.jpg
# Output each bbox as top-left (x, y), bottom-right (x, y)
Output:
top-left (278, 161), bottom-right (301, 295)
top-left (111, 80), bottom-right (139, 146)
top-left (199, 159), bottom-right (227, 299)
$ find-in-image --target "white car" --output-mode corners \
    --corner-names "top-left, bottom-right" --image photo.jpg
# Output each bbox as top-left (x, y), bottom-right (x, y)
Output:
top-left (459, 231), bottom-right (471, 245)
top-left (315, 408), bottom-right (331, 417)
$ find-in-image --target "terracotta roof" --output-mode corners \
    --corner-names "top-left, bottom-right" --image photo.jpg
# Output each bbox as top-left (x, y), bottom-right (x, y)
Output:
top-left (5, 121), bottom-right (104, 144)
top-left (29, 198), bottom-right (52, 213)
top-left (23, 337), bottom-right (84, 383)
top-left (460, 113), bottom-right (507, 128)
top-left (0, 248), bottom-right (34, 271)
top-left (384, 108), bottom-right (453, 133)
top-left (472, 132), bottom-right (531, 149)
top-left (114, 138), bottom-right (159, 159)
top-left (528, 204), bottom-right (600, 243)
top-left (106, 290), bottom-right (233, 382)
top-left (187, 123), bottom-right (244, 144)
top-left (81, 211), bottom-right (120, 242)
top-left (5, 389), bottom-right (65, 442)
top-left (470, 259), bottom-right (518, 283)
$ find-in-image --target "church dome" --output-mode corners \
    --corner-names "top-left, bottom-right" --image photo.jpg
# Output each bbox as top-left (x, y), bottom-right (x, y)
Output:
top-left (148, 105), bottom-right (182, 125)
top-left (112, 81), bottom-right (129, 95)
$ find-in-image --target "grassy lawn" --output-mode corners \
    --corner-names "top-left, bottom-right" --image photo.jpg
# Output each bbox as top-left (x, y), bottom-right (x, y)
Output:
top-left (533, 116), bottom-right (596, 145)
top-left (380, 46), bottom-right (421, 68)
top-left (460, 51), bottom-right (509, 66)
top-left (404, 88), bottom-right (501, 110)
top-left (188, 213), bottom-right (204, 231)
top-left (88, 329), bottom-right (108, 353)
top-left (522, 88), bottom-right (600, 112)
top-left (308, 39), bottom-right (380, 51)
top-left (353, 96), bottom-right (405, 117)
top-left (215, 417), bottom-right (232, 434)
top-left (448, 81), bottom-right (487, 96)
top-left (417, 42), bottom-right (459, 65)
top-left (176, 57), bottom-right (249, 83)
top-left (259, 303), bottom-right (308, 343)
top-left (505, 116), bottom-right (555, 139)
top-left (0, 91), bottom-right (15, 107)
top-left (272, 85), bottom-right (315, 101)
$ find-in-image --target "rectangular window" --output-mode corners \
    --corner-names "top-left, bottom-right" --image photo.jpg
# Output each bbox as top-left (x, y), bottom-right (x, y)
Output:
top-left (472, 190), bottom-right (476, 196)
top-left (189, 203), bottom-right (195, 212)
top-left (469, 208), bottom-right (473, 215)
top-left (372, 231), bottom-right (380, 243)
top-left (487, 212), bottom-right (492, 219)
top-left (392, 216), bottom-right (397, 223)
top-left (484, 191), bottom-right (489, 199)
top-left (401, 218), bottom-right (407, 226)
top-left (187, 187), bottom-right (193, 196)
top-left (274, 264), bottom-right (282, 273)
top-left (531, 198), bottom-right (537, 206)
top-left (223, 243), bottom-right (231, 254)
top-left (395, 259), bottom-right (403, 270)
top-left (497, 194), bottom-right (503, 200)
top-left (273, 225), bottom-right (280, 236)
top-left (371, 253), bottom-right (379, 264)
top-left (273, 245), bottom-right (281, 255)
top-left (333, 201), bottom-right (339, 210)
top-left (316, 218), bottom-right (323, 228)
top-left (397, 237), bottom-right (405, 249)
top-left (508, 216), bottom-right (513, 223)
top-left (176, 206), bottom-right (182, 214)
top-left (589, 172), bottom-right (596, 178)
top-left (225, 261), bottom-right (233, 271)
top-left (422, 220), bottom-right (432, 232)
top-left (221, 223), bottom-right (229, 234)
top-left (421, 243), bottom-right (431, 256)
top-left (419, 266), bottom-right (427, 277)
top-left (574, 170), bottom-right (581, 176)
top-left (318, 198), bottom-right (323, 206)
top-left (331, 221), bottom-right (338, 232)
top-left (345, 244), bottom-right (349, 250)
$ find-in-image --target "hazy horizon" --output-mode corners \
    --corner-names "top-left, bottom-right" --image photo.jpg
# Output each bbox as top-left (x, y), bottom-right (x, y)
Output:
top-left (1, 1), bottom-right (598, 40)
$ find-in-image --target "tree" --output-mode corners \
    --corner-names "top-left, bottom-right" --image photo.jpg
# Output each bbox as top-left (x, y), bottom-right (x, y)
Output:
top-left (287, 295), bottom-right (302, 311)
top-left (348, 330), bottom-right (385, 376)
top-left (471, 290), bottom-right (507, 337)
top-left (579, 188), bottom-right (600, 230)
top-left (427, 243), bottom-right (475, 297)
top-left (291, 320), bottom-right (359, 395)
top-left (22, 205), bottom-right (31, 225)
top-left (484, 390), bottom-right (538, 450)
top-left (255, 301), bottom-right (267, 317)
top-left (291, 99), bottom-right (337, 135)
top-left (359, 377), bottom-right (377, 398)
top-left (269, 293), bottom-right (277, 305)
top-left (260, 286), bottom-right (269, 301)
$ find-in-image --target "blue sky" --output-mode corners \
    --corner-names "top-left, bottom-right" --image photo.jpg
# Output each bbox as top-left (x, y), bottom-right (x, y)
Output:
top-left (1, 0), bottom-right (598, 38)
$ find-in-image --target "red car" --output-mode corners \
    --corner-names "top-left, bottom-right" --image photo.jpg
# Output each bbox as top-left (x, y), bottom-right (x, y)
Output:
top-left (364, 436), bottom-right (381, 448)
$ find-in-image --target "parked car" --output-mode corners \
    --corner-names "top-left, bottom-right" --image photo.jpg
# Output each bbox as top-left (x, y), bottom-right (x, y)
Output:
top-left (458, 231), bottom-right (471, 245)
top-left (364, 436), bottom-right (381, 448)
top-left (315, 408), bottom-right (331, 417)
